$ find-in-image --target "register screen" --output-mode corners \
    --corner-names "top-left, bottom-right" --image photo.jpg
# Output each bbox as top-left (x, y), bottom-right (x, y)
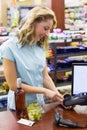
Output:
top-left (72, 63), bottom-right (87, 95)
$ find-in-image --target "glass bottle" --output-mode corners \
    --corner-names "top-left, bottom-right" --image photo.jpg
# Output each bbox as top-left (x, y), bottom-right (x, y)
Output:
top-left (15, 78), bottom-right (29, 120)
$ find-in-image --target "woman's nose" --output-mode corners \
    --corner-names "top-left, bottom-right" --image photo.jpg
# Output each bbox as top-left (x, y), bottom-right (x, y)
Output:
top-left (45, 30), bottom-right (50, 36)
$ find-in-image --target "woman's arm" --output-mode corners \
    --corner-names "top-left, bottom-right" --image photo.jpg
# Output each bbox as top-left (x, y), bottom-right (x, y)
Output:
top-left (43, 66), bottom-right (63, 98)
top-left (2, 58), bottom-right (46, 94)
top-left (43, 66), bottom-right (74, 109)
top-left (43, 66), bottom-right (57, 91)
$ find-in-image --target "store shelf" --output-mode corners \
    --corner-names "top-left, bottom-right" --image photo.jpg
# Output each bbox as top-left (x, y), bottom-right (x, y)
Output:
top-left (65, 4), bottom-right (87, 30)
top-left (0, 95), bottom-right (8, 111)
top-left (47, 37), bottom-right (87, 85)
top-left (19, 6), bottom-right (34, 21)
top-left (57, 81), bottom-right (71, 88)
top-left (0, 64), bottom-right (7, 111)
top-left (57, 68), bottom-right (71, 73)
top-left (56, 52), bottom-right (87, 58)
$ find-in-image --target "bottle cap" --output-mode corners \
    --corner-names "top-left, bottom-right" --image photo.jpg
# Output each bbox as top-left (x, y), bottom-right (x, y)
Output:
top-left (17, 78), bottom-right (21, 88)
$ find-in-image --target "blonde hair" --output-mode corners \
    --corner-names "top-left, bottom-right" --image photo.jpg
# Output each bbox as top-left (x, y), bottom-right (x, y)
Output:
top-left (17, 6), bottom-right (57, 49)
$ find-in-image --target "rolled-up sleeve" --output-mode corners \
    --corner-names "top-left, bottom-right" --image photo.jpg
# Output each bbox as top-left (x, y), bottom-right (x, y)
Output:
top-left (0, 41), bottom-right (15, 62)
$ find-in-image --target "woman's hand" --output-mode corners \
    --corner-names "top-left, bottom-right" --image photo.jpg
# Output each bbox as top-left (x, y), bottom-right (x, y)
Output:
top-left (44, 88), bottom-right (63, 103)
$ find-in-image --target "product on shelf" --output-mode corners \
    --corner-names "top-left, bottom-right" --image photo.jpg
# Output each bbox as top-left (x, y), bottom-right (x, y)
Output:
top-left (56, 46), bottom-right (80, 54)
top-left (0, 80), bottom-right (8, 110)
top-left (49, 29), bottom-right (87, 44)
top-left (47, 29), bottom-right (87, 85)
top-left (2, 81), bottom-right (9, 92)
top-left (0, 95), bottom-right (7, 109)
top-left (45, 48), bottom-right (54, 58)
top-left (70, 42), bottom-right (79, 46)
top-left (65, 4), bottom-right (87, 30)
top-left (57, 60), bottom-right (70, 70)
top-left (0, 27), bottom-right (9, 36)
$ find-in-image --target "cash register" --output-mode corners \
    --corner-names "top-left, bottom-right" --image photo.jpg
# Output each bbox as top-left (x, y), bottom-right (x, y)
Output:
top-left (63, 63), bottom-right (87, 106)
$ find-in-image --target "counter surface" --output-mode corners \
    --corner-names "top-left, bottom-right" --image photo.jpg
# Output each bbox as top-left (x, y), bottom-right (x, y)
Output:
top-left (0, 106), bottom-right (87, 130)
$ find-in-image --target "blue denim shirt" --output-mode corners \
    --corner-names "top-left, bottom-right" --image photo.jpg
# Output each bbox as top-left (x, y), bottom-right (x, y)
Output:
top-left (0, 34), bottom-right (46, 110)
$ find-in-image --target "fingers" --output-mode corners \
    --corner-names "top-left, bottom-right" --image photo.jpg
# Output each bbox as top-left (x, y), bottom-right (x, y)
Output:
top-left (56, 92), bottom-right (64, 101)
top-left (60, 104), bottom-right (73, 110)
top-left (51, 94), bottom-right (63, 103)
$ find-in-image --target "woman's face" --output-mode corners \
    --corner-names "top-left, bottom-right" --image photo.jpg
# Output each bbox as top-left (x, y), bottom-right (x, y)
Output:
top-left (34, 19), bottom-right (53, 41)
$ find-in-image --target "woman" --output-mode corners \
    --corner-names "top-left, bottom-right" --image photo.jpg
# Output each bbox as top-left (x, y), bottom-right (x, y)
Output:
top-left (1, 6), bottom-right (63, 110)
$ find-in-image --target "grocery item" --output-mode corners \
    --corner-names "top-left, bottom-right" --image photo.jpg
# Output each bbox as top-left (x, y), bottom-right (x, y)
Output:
top-left (15, 78), bottom-right (29, 120)
top-left (27, 103), bottom-right (42, 121)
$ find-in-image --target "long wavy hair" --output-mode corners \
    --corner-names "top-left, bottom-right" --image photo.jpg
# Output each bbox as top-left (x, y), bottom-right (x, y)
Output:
top-left (17, 6), bottom-right (57, 49)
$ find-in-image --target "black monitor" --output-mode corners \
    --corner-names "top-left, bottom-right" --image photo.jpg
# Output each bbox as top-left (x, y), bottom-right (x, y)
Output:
top-left (72, 63), bottom-right (87, 96)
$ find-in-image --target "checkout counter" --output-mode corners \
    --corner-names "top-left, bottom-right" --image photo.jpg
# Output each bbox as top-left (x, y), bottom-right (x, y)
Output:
top-left (0, 105), bottom-right (87, 130)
